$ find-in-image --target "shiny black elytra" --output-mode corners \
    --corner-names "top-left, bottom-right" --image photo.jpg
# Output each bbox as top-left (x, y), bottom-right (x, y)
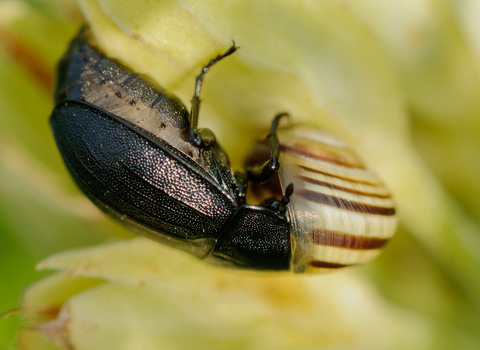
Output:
top-left (50, 28), bottom-right (294, 271)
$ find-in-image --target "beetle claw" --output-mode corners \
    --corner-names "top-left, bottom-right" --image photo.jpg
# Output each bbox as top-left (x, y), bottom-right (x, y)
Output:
top-left (190, 128), bottom-right (201, 146)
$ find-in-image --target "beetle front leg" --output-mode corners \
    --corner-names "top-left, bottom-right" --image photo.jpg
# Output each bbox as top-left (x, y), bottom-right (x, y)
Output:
top-left (246, 112), bottom-right (289, 183)
top-left (234, 169), bottom-right (248, 206)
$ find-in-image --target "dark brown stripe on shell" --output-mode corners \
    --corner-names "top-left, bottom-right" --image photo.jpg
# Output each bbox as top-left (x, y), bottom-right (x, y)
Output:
top-left (311, 229), bottom-right (389, 250)
top-left (298, 164), bottom-right (380, 186)
top-left (298, 176), bottom-right (391, 199)
top-left (298, 190), bottom-right (395, 216)
top-left (280, 145), bottom-right (364, 169)
top-left (309, 260), bottom-right (350, 269)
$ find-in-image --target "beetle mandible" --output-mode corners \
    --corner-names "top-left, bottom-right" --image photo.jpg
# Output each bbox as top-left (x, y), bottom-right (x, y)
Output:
top-left (50, 27), bottom-right (398, 273)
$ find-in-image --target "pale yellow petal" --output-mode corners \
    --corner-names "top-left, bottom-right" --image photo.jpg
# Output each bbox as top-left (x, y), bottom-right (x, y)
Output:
top-left (28, 245), bottom-right (438, 350)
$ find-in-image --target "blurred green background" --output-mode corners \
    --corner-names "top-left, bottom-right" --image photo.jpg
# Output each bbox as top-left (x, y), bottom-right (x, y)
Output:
top-left (1, 0), bottom-right (480, 349)
top-left (0, 1), bottom-right (124, 346)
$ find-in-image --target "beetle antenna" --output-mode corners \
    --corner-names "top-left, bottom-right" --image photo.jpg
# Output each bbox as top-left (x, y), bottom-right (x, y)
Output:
top-left (261, 183), bottom-right (294, 214)
top-left (281, 183), bottom-right (294, 206)
top-left (189, 42), bottom-right (239, 148)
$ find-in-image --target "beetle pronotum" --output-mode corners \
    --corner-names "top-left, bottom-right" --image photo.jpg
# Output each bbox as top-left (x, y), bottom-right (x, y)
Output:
top-left (50, 27), bottom-right (398, 273)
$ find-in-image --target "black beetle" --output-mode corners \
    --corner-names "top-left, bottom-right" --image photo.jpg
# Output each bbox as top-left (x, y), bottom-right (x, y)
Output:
top-left (50, 28), bottom-right (295, 271)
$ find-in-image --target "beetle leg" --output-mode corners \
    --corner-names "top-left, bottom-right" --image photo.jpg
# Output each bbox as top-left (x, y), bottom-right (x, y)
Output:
top-left (189, 42), bottom-right (238, 149)
top-left (234, 170), bottom-right (248, 205)
top-left (246, 112), bottom-right (289, 183)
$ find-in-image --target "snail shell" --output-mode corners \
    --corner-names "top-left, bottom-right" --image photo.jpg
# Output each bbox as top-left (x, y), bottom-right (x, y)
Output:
top-left (248, 125), bottom-right (398, 273)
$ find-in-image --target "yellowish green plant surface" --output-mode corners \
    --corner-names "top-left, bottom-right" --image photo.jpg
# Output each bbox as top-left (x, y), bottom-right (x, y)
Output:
top-left (1, 0), bottom-right (480, 349)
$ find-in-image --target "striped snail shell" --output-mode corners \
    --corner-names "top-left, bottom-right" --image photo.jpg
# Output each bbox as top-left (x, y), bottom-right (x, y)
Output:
top-left (247, 125), bottom-right (398, 273)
